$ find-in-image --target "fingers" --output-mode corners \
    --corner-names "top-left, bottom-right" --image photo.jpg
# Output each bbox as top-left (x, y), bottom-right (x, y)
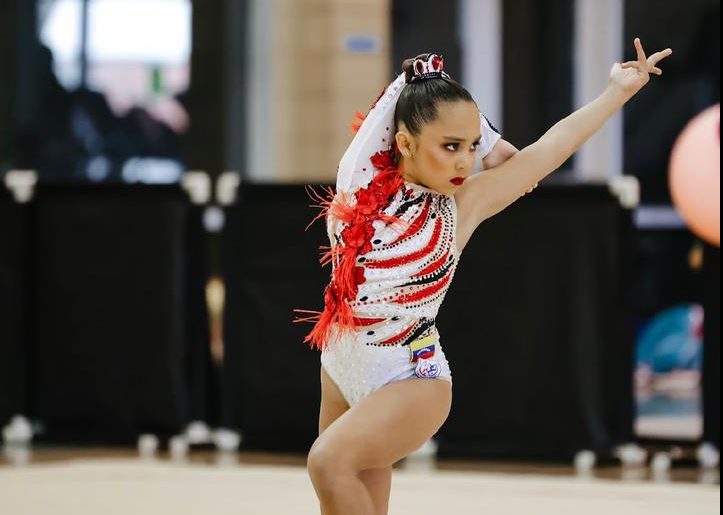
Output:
top-left (634, 37), bottom-right (647, 63)
top-left (648, 48), bottom-right (673, 66)
top-left (622, 42), bottom-right (671, 76)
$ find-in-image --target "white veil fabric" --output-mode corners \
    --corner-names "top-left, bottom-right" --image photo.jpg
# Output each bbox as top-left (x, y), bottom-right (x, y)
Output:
top-left (336, 73), bottom-right (408, 194)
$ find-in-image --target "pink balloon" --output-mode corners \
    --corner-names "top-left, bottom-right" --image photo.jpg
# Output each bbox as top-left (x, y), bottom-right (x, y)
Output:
top-left (669, 104), bottom-right (720, 247)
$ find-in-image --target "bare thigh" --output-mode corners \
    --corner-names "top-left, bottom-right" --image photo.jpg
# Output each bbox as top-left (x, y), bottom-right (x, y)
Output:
top-left (319, 365), bottom-right (350, 434)
top-left (313, 373), bottom-right (452, 471)
top-left (318, 366), bottom-right (393, 515)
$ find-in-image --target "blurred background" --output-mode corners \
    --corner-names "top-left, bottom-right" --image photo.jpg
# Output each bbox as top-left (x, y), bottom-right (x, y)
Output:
top-left (0, 0), bottom-right (720, 512)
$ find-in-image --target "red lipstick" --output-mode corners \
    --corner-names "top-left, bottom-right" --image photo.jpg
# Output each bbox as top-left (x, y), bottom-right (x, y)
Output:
top-left (450, 177), bottom-right (466, 185)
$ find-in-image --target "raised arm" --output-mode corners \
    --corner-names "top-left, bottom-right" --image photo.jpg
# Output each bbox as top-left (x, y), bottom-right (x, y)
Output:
top-left (456, 38), bottom-right (672, 238)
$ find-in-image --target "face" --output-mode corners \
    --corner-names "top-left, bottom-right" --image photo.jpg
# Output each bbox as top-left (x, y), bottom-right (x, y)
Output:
top-left (396, 100), bottom-right (481, 195)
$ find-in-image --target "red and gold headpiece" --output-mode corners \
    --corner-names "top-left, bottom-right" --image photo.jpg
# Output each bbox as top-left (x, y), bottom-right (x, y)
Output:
top-left (408, 53), bottom-right (450, 83)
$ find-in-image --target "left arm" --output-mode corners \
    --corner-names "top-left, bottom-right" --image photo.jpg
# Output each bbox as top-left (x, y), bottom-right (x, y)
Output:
top-left (455, 38), bottom-right (671, 246)
top-left (482, 138), bottom-right (519, 169)
top-left (483, 137), bottom-right (539, 194)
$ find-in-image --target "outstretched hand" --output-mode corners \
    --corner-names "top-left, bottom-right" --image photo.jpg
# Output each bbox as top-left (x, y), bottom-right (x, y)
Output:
top-left (610, 38), bottom-right (672, 97)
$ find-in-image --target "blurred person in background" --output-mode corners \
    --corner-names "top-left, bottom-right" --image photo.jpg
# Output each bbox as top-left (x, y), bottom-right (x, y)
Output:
top-left (12, 43), bottom-right (184, 182)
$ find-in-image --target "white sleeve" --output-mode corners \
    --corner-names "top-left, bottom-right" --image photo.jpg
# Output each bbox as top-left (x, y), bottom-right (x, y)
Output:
top-left (473, 112), bottom-right (502, 173)
top-left (478, 112), bottom-right (501, 158)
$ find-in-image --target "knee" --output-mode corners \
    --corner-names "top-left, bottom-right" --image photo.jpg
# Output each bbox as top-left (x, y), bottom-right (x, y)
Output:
top-left (307, 439), bottom-right (350, 491)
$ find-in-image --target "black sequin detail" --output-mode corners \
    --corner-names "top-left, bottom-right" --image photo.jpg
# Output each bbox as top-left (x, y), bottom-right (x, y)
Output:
top-left (398, 260), bottom-right (454, 287)
top-left (400, 319), bottom-right (436, 347)
top-left (393, 194), bottom-right (426, 216)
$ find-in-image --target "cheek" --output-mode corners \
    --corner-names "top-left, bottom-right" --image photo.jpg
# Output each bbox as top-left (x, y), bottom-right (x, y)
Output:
top-left (422, 147), bottom-right (453, 169)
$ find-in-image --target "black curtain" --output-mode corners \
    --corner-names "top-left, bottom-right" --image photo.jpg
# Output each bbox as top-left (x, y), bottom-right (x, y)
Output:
top-left (0, 189), bottom-right (29, 426)
top-left (184, 205), bottom-right (216, 426)
top-left (28, 184), bottom-right (205, 443)
top-left (223, 184), bottom-right (330, 452)
top-left (436, 185), bottom-right (634, 460)
top-left (223, 184), bottom-right (635, 458)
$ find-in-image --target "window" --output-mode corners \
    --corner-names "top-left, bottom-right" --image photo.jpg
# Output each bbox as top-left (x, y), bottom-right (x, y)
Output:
top-left (35, 0), bottom-right (192, 182)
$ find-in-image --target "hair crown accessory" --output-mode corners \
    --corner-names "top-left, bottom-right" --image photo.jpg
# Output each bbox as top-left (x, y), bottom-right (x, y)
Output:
top-left (408, 53), bottom-right (450, 83)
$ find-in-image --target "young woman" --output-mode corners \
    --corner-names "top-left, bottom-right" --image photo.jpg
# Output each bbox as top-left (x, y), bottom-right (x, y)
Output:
top-left (298, 38), bottom-right (671, 515)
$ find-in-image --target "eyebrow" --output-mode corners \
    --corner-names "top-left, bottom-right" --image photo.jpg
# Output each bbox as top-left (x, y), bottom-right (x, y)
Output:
top-left (443, 135), bottom-right (483, 142)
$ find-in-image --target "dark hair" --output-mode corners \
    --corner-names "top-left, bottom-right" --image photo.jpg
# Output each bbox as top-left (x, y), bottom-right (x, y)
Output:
top-left (394, 53), bottom-right (476, 136)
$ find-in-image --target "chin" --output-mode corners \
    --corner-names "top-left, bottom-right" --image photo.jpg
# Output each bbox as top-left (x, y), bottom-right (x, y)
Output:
top-left (441, 185), bottom-right (458, 195)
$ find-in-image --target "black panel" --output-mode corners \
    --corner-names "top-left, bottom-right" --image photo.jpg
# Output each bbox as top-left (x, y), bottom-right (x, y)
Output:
top-left (30, 184), bottom-right (201, 443)
top-left (223, 184), bottom-right (330, 452)
top-left (0, 189), bottom-right (29, 426)
top-left (224, 184), bottom-right (636, 459)
top-left (436, 185), bottom-right (634, 460)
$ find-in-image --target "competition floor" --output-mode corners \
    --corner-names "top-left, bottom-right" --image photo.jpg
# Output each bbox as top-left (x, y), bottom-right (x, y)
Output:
top-left (0, 447), bottom-right (719, 515)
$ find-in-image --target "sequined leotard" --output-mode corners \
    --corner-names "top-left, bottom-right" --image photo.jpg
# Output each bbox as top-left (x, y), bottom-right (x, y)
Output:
top-left (326, 180), bottom-right (460, 347)
top-left (296, 166), bottom-right (460, 405)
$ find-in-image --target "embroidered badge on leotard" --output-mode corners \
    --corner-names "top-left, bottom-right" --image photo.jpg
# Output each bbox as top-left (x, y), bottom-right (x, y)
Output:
top-left (414, 358), bottom-right (442, 378)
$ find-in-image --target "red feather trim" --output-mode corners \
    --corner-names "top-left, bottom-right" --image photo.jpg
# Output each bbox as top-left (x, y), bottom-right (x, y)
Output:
top-left (350, 111), bottom-right (366, 135)
top-left (294, 149), bottom-right (408, 350)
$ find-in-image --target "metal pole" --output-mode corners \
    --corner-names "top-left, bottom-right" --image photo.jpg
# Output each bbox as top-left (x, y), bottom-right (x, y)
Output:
top-left (80, 0), bottom-right (89, 88)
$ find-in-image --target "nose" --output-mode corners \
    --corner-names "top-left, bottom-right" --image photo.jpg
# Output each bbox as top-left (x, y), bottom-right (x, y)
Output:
top-left (455, 154), bottom-right (473, 172)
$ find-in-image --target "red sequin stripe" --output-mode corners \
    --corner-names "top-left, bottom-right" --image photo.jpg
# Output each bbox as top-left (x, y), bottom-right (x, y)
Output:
top-left (388, 196), bottom-right (431, 246)
top-left (364, 217), bottom-right (442, 269)
top-left (379, 323), bottom-right (416, 345)
top-left (413, 247), bottom-right (451, 278)
top-left (395, 273), bottom-right (452, 305)
top-left (353, 317), bottom-right (385, 326)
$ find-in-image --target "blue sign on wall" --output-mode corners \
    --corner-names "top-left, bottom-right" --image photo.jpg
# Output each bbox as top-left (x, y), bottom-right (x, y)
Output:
top-left (343, 34), bottom-right (381, 54)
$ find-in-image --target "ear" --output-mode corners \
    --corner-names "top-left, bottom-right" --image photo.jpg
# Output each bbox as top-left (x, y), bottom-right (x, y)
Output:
top-left (395, 126), bottom-right (417, 158)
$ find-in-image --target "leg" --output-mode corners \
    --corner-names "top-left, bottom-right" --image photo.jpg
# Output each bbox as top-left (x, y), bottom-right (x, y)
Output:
top-left (318, 365), bottom-right (350, 435)
top-left (317, 366), bottom-right (392, 515)
top-left (308, 375), bottom-right (452, 515)
top-left (357, 468), bottom-right (392, 515)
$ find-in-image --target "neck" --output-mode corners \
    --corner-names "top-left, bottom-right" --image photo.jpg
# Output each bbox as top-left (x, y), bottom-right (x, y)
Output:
top-left (399, 160), bottom-right (421, 185)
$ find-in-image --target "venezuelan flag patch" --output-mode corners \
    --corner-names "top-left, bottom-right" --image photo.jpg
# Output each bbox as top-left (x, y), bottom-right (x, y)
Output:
top-left (410, 335), bottom-right (436, 363)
